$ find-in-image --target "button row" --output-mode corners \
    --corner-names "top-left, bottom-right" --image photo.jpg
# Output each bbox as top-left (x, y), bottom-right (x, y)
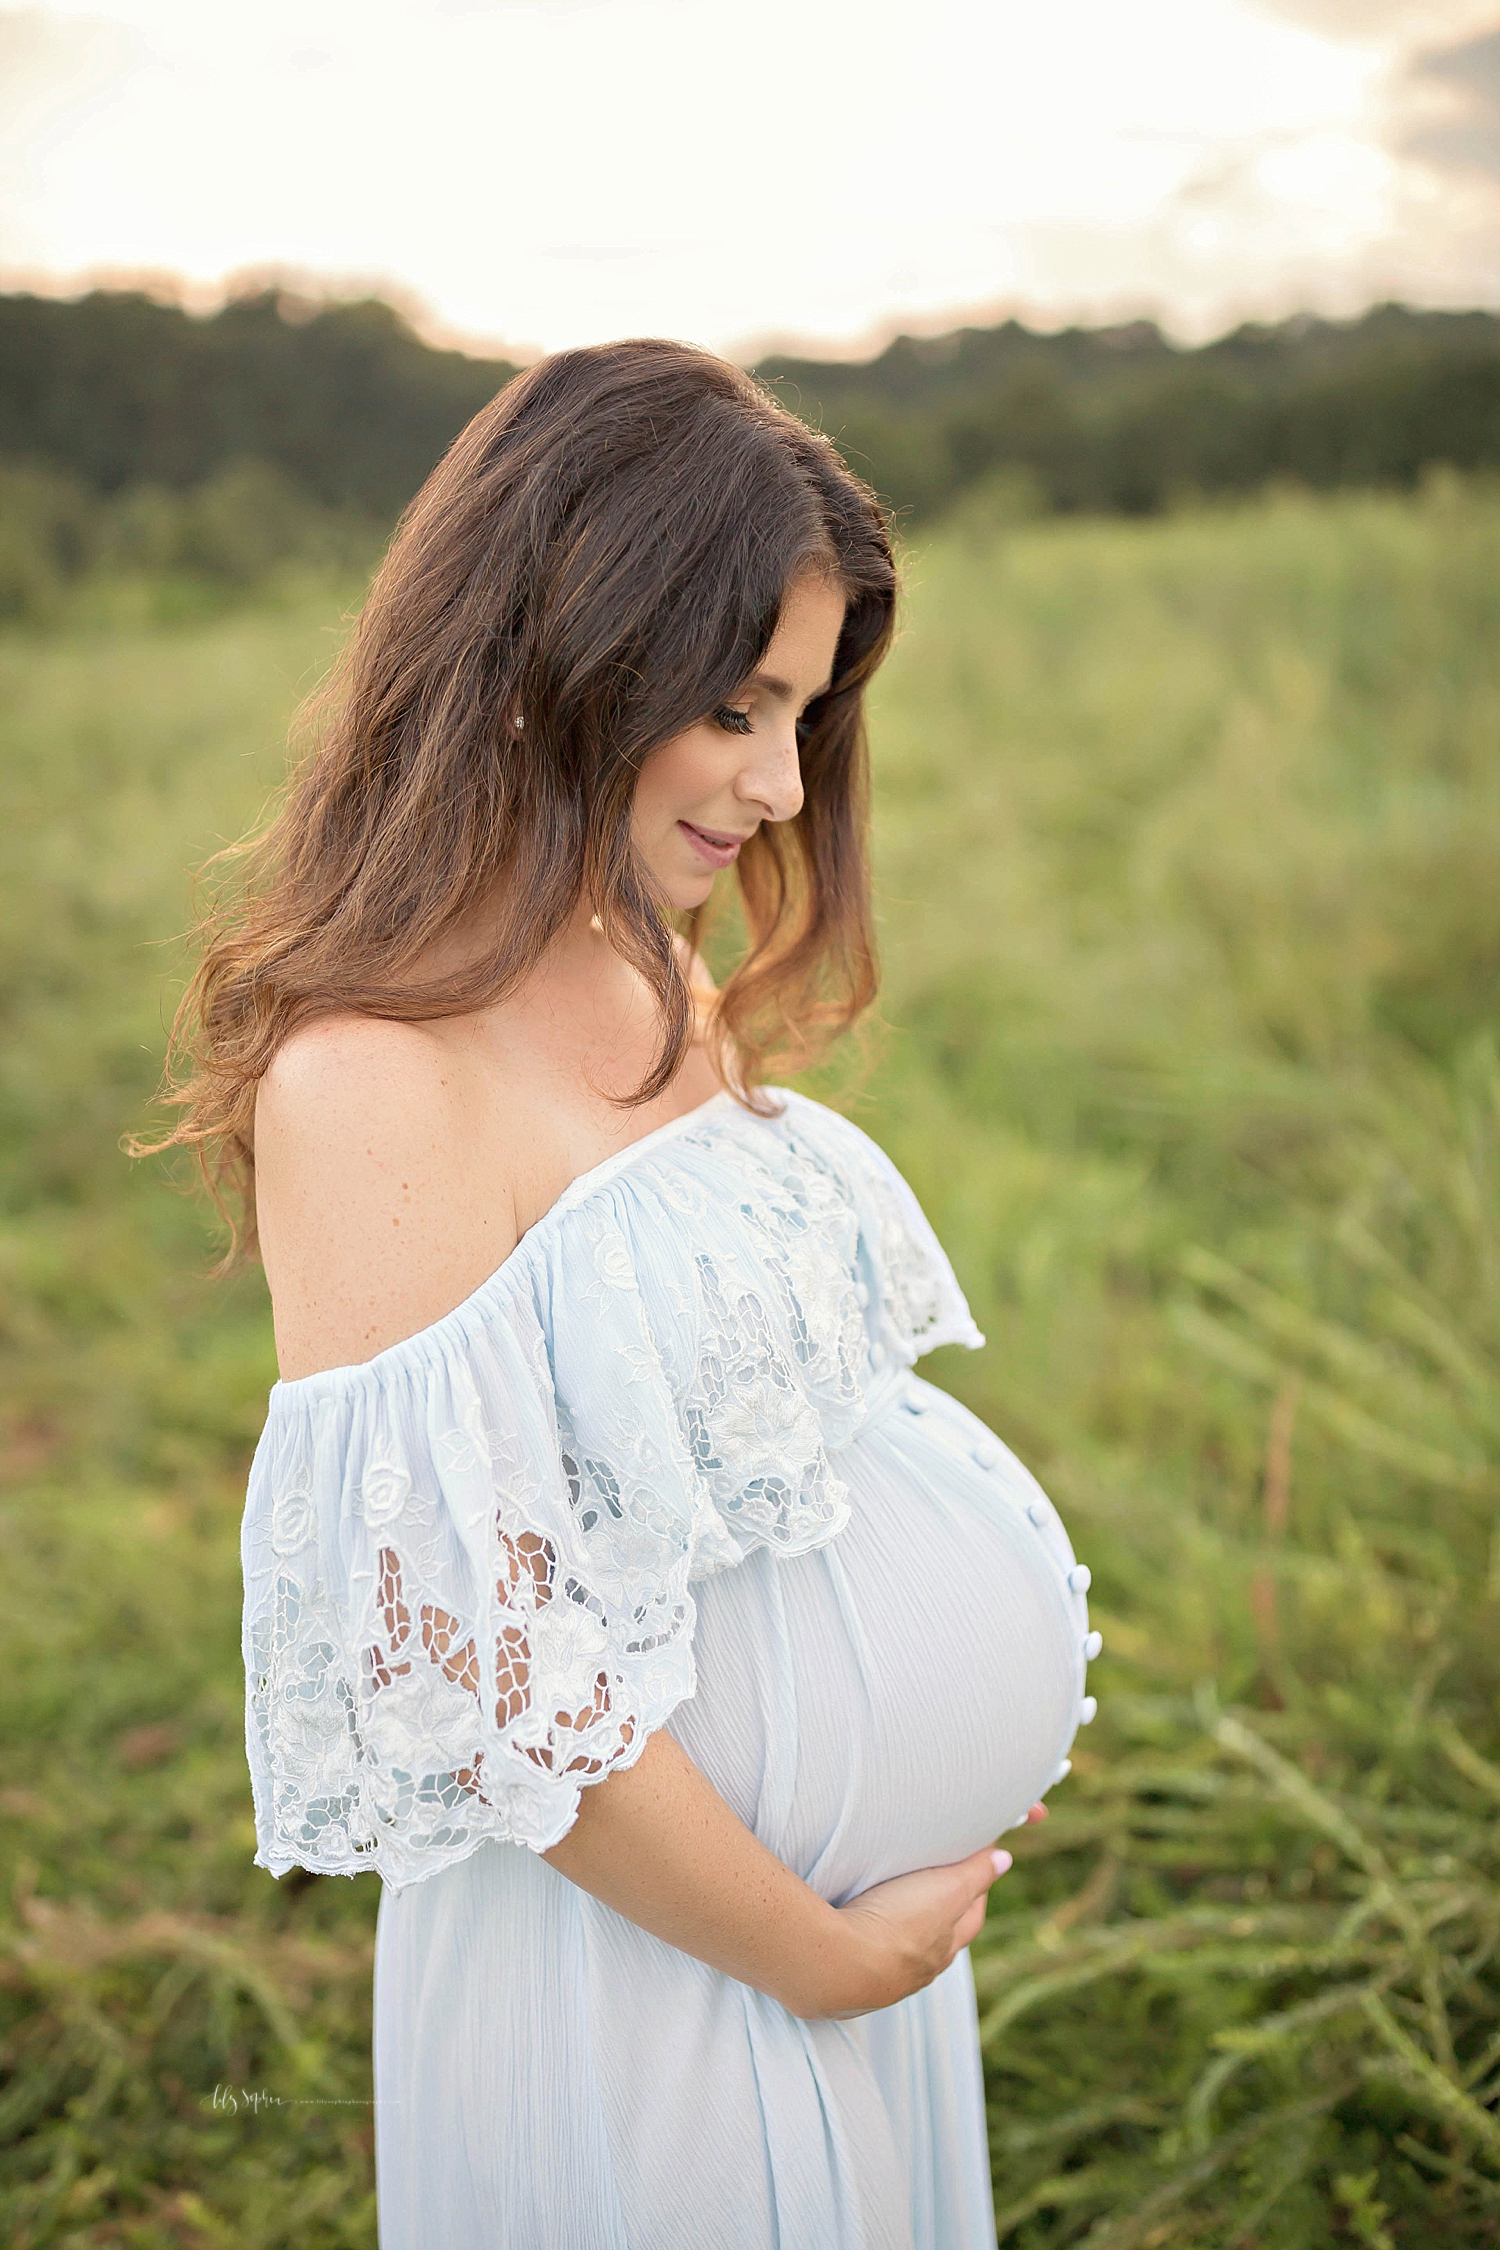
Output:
top-left (960, 1420), bottom-right (1103, 1780)
top-left (1007, 1457), bottom-right (1103, 1762)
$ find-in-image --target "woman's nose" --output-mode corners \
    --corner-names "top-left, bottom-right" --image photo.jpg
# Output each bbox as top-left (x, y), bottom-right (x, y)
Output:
top-left (737, 723), bottom-right (804, 824)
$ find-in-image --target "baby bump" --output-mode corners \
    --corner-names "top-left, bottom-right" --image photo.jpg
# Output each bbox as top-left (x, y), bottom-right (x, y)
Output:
top-left (669, 1375), bottom-right (1091, 1904)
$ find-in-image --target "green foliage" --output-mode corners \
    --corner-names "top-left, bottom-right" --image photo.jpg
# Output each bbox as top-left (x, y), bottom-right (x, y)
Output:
top-left (2, 484), bottom-right (1498, 2243)
top-left (760, 302), bottom-right (1500, 520)
top-left (6, 289), bottom-right (1500, 546)
top-left (0, 465), bottom-right (97, 625)
top-left (0, 597), bottom-right (373, 2248)
top-left (0, 289), bottom-right (517, 515)
top-left (0, 459), bottom-right (385, 627)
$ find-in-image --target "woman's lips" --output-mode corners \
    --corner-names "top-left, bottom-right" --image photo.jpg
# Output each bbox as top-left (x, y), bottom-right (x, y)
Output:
top-left (679, 820), bottom-right (748, 868)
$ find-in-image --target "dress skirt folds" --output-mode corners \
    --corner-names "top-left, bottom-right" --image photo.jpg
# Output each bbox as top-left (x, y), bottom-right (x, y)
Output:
top-left (239, 1090), bottom-right (1100, 2249)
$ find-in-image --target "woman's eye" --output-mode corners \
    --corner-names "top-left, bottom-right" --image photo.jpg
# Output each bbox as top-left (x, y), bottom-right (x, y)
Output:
top-left (712, 706), bottom-right (754, 737)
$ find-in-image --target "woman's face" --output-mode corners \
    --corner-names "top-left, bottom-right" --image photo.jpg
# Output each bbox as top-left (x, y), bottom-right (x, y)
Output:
top-left (630, 570), bottom-right (848, 912)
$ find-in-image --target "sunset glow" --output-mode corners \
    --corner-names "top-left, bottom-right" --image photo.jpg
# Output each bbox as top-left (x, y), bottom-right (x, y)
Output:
top-left (1, 0), bottom-right (1497, 355)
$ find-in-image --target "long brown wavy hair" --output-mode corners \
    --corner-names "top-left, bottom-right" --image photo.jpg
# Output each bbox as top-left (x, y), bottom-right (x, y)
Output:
top-left (143, 338), bottom-right (898, 1258)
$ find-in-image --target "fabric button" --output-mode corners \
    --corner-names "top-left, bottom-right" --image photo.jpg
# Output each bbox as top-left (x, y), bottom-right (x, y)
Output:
top-left (1083, 1630), bottom-right (1103, 1661)
top-left (971, 1443), bottom-right (999, 1470)
top-left (854, 1281), bottom-right (869, 1307)
top-left (1052, 1759), bottom-right (1072, 1783)
top-left (1026, 1499), bottom-right (1047, 1525)
top-left (869, 1342), bottom-right (887, 1368)
top-left (1080, 1696), bottom-right (1097, 1724)
top-left (1068, 1564), bottom-right (1091, 1594)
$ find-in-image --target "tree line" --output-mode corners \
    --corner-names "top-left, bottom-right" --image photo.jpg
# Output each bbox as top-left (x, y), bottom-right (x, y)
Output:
top-left (1, 286), bottom-right (1497, 617)
top-left (756, 302), bottom-right (1500, 519)
top-left (0, 290), bottom-right (520, 619)
top-left (0, 288), bottom-right (518, 515)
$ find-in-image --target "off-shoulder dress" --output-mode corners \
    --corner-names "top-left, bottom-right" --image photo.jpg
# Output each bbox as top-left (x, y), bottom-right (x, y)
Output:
top-left (241, 1087), bottom-right (1101, 2250)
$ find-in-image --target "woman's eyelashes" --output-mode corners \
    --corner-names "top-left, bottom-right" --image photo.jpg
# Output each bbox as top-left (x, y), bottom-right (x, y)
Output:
top-left (712, 704), bottom-right (814, 743)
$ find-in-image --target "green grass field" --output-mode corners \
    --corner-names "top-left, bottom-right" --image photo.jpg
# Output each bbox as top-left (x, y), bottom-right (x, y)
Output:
top-left (2, 483), bottom-right (1498, 2247)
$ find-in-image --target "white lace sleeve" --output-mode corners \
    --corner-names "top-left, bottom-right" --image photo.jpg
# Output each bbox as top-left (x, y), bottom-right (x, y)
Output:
top-left (242, 1285), bottom-right (712, 1891)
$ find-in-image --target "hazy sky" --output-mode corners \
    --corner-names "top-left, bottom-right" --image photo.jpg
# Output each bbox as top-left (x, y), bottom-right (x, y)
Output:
top-left (2, 0), bottom-right (1499, 357)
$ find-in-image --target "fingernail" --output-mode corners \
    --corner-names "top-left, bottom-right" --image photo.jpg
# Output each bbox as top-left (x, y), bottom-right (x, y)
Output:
top-left (991, 1849), bottom-right (1012, 1876)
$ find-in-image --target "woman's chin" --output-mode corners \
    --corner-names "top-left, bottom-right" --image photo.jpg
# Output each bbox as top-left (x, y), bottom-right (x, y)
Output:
top-left (658, 862), bottom-right (719, 912)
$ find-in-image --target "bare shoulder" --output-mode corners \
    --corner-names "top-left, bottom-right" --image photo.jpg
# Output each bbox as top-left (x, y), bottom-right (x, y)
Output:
top-left (255, 1013), bottom-right (519, 1381)
top-left (254, 1014), bottom-right (475, 1212)
top-left (257, 1011), bottom-right (455, 1125)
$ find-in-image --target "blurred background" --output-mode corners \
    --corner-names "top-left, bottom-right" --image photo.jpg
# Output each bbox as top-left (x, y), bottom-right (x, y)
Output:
top-left (2, 4), bottom-right (1500, 2245)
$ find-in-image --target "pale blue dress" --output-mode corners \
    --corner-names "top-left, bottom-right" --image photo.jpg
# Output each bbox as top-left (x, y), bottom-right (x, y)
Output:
top-left (241, 1088), bottom-right (1100, 2249)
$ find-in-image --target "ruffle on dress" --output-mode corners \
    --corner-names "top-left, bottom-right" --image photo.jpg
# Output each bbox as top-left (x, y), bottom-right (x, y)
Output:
top-left (242, 1090), bottom-right (983, 1891)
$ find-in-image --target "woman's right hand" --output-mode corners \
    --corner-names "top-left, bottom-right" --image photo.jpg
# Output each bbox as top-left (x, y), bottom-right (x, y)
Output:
top-left (784, 1846), bottom-right (1013, 2022)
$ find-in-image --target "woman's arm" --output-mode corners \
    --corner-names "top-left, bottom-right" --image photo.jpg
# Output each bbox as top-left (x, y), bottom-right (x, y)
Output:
top-left (544, 1729), bottom-right (1013, 2020)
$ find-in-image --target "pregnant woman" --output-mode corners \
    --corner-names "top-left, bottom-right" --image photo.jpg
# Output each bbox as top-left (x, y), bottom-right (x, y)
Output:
top-left (168, 341), bottom-right (1101, 2247)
